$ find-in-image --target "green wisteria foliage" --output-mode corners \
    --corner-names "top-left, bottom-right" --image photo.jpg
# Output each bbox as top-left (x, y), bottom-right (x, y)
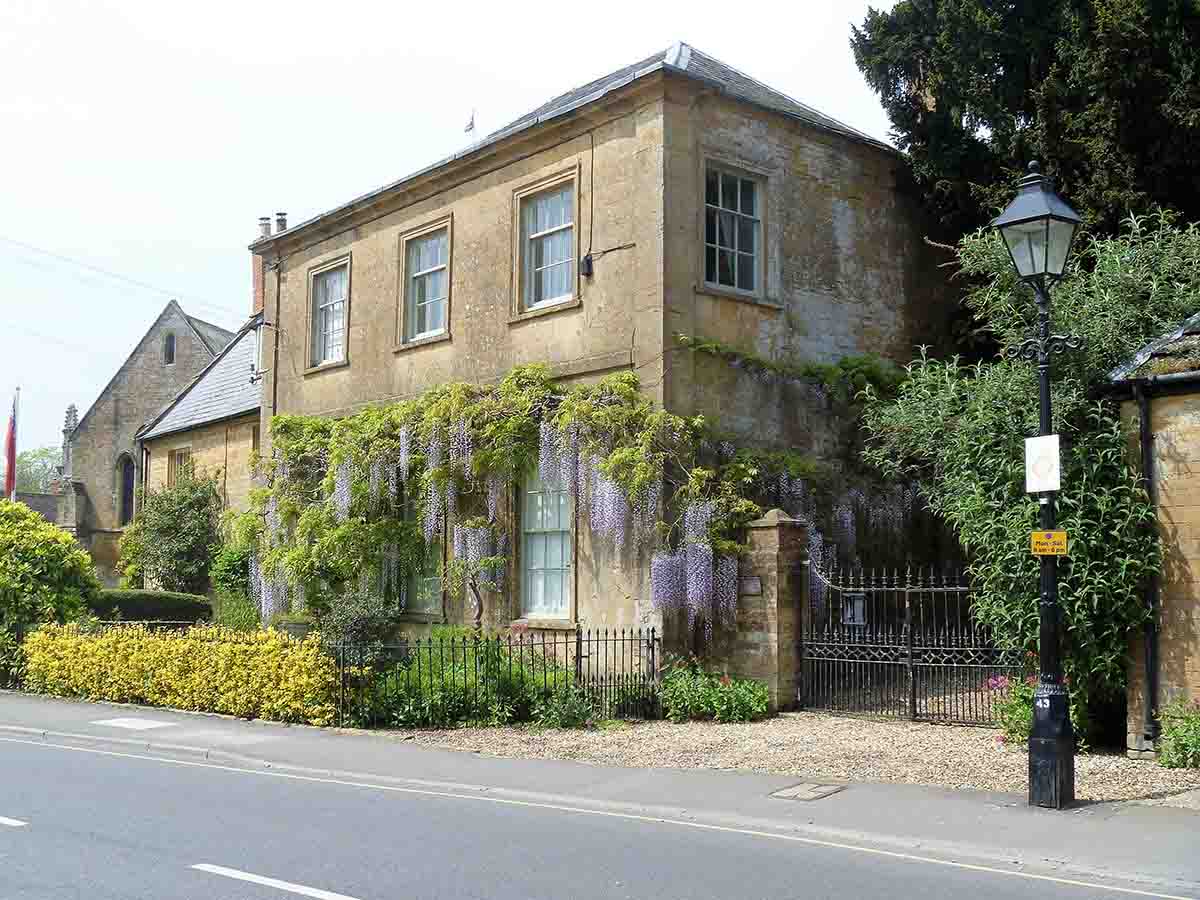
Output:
top-left (235, 366), bottom-right (817, 635)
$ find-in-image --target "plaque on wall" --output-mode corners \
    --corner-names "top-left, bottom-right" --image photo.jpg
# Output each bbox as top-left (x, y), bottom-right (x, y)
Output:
top-left (739, 576), bottom-right (762, 596)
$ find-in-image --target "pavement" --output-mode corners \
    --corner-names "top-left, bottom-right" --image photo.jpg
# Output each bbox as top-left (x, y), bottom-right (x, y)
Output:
top-left (1, 690), bottom-right (1198, 899)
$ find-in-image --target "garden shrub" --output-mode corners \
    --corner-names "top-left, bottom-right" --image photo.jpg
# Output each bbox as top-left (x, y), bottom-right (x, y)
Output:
top-left (990, 674), bottom-right (1036, 743)
top-left (318, 590), bottom-right (399, 645)
top-left (660, 656), bottom-right (770, 723)
top-left (1158, 700), bottom-right (1200, 769)
top-left (534, 683), bottom-right (596, 729)
top-left (0, 499), bottom-right (99, 669)
top-left (119, 467), bottom-right (222, 594)
top-left (211, 592), bottom-right (261, 631)
top-left (89, 589), bottom-right (211, 623)
top-left (209, 543), bottom-right (252, 601)
top-left (22, 623), bottom-right (337, 725)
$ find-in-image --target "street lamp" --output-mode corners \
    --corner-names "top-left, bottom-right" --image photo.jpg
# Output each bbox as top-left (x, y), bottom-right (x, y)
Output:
top-left (991, 161), bottom-right (1083, 810)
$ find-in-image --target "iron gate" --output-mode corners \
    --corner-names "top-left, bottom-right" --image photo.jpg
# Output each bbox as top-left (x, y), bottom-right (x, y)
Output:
top-left (800, 562), bottom-right (1023, 725)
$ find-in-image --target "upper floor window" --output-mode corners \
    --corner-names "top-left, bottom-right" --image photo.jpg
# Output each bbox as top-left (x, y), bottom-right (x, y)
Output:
top-left (521, 468), bottom-right (573, 620)
top-left (310, 260), bottom-right (349, 367)
top-left (403, 226), bottom-right (449, 342)
top-left (163, 332), bottom-right (176, 365)
top-left (705, 165), bottom-right (761, 294)
top-left (520, 182), bottom-right (575, 310)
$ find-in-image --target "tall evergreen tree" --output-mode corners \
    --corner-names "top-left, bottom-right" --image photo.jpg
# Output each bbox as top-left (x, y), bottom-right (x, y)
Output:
top-left (852, 0), bottom-right (1200, 235)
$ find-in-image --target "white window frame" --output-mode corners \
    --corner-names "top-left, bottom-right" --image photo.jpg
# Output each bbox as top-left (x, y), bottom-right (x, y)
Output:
top-left (704, 164), bottom-right (763, 296)
top-left (516, 175), bottom-right (577, 313)
top-left (520, 469), bottom-right (573, 620)
top-left (309, 258), bottom-right (350, 368)
top-left (400, 220), bottom-right (451, 344)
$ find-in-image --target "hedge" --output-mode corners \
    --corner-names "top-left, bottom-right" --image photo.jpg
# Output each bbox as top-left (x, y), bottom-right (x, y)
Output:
top-left (88, 589), bottom-right (212, 622)
top-left (22, 624), bottom-right (337, 725)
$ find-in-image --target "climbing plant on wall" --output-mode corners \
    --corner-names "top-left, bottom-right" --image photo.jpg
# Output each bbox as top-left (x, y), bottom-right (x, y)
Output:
top-left (234, 365), bottom-right (840, 639)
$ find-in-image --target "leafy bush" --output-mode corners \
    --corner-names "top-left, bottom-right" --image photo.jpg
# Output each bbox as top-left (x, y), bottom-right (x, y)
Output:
top-left (119, 468), bottom-right (222, 594)
top-left (89, 589), bottom-right (211, 623)
top-left (660, 657), bottom-right (770, 723)
top-left (1158, 700), bottom-right (1200, 769)
top-left (318, 590), bottom-right (398, 645)
top-left (861, 219), bottom-right (1200, 735)
top-left (0, 630), bottom-right (23, 688)
top-left (211, 592), bottom-right (260, 631)
top-left (0, 499), bottom-right (99, 645)
top-left (209, 543), bottom-right (252, 600)
top-left (990, 674), bottom-right (1037, 743)
top-left (534, 684), bottom-right (596, 728)
top-left (22, 624), bottom-right (337, 725)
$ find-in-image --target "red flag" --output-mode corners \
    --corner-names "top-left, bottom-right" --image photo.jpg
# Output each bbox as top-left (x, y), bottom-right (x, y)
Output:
top-left (3, 396), bottom-right (15, 501)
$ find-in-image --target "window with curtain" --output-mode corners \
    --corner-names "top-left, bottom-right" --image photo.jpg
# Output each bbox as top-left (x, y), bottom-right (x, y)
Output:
top-left (704, 166), bottom-right (761, 294)
top-left (521, 468), bottom-right (573, 619)
top-left (404, 228), bottom-right (449, 341)
top-left (311, 262), bottom-right (348, 366)
top-left (520, 182), bottom-right (574, 310)
top-left (163, 332), bottom-right (176, 365)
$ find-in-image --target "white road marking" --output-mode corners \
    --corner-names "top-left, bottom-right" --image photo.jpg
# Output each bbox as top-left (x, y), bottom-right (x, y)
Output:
top-left (0, 816), bottom-right (28, 827)
top-left (0, 737), bottom-right (1192, 900)
top-left (191, 864), bottom-right (361, 900)
top-left (89, 717), bottom-right (174, 731)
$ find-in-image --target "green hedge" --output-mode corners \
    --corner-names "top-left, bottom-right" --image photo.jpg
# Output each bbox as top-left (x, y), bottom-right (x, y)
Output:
top-left (88, 589), bottom-right (211, 623)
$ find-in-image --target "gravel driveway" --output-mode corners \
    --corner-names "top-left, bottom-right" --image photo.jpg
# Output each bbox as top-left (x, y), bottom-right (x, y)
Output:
top-left (407, 712), bottom-right (1200, 804)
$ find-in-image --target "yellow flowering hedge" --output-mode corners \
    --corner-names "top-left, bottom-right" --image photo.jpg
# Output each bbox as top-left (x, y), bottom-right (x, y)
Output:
top-left (22, 624), bottom-right (338, 726)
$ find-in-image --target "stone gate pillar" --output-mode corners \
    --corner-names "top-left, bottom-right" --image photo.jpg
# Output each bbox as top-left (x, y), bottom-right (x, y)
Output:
top-left (718, 509), bottom-right (807, 712)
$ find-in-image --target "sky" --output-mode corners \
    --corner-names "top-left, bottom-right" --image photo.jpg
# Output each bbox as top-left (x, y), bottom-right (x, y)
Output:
top-left (0, 0), bottom-right (897, 462)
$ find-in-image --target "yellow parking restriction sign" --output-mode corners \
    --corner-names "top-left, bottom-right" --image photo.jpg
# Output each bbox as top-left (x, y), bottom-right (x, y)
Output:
top-left (1031, 531), bottom-right (1068, 556)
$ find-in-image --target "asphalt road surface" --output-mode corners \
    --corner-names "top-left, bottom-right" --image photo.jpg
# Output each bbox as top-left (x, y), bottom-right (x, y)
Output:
top-left (0, 737), bottom-right (1192, 900)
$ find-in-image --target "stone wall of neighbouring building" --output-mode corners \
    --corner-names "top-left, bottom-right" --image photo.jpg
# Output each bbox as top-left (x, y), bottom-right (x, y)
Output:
top-left (61, 302), bottom-right (231, 585)
top-left (143, 413), bottom-right (260, 512)
top-left (1123, 394), bottom-right (1200, 757)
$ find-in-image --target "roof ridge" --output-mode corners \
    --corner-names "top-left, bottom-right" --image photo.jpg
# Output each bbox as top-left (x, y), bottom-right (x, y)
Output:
top-left (682, 45), bottom-right (878, 143)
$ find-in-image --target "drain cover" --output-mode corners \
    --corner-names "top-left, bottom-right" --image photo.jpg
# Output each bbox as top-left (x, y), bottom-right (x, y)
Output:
top-left (770, 782), bottom-right (844, 801)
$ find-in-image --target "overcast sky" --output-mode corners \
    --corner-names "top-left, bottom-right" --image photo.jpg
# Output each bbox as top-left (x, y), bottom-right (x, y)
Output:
top-left (0, 0), bottom-right (896, 463)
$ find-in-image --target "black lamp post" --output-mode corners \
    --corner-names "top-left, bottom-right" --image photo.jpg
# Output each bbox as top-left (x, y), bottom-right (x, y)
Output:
top-left (991, 161), bottom-right (1083, 809)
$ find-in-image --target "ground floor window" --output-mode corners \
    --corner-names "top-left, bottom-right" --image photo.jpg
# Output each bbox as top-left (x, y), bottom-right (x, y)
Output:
top-left (521, 469), bottom-right (572, 619)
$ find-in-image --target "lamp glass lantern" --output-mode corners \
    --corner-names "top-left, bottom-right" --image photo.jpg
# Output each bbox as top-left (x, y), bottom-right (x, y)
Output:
top-left (991, 162), bottom-right (1082, 283)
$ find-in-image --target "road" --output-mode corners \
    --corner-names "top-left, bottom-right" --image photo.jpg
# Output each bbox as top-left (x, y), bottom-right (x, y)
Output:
top-left (0, 736), bottom-right (1193, 900)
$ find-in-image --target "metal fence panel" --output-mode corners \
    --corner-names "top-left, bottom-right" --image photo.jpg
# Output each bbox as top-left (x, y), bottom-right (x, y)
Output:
top-left (801, 563), bottom-right (1023, 725)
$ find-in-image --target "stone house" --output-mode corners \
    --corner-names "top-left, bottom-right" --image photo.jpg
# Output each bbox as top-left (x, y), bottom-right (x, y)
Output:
top-left (58, 301), bottom-right (233, 584)
top-left (1110, 314), bottom-right (1200, 757)
top-left (248, 43), bottom-right (953, 704)
top-left (136, 314), bottom-right (263, 511)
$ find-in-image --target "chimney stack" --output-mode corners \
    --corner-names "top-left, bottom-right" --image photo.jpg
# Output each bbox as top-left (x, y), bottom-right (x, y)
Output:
top-left (258, 216), bottom-right (271, 239)
top-left (275, 212), bottom-right (288, 233)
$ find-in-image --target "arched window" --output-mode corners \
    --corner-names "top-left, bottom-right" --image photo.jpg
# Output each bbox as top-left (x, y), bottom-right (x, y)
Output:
top-left (163, 332), bottom-right (176, 365)
top-left (118, 456), bottom-right (136, 526)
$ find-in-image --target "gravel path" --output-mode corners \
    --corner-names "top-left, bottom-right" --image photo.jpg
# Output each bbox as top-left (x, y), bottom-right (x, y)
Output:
top-left (407, 712), bottom-right (1200, 804)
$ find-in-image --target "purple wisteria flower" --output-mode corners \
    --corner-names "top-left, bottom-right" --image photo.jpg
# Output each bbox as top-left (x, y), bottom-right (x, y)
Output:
top-left (423, 479), bottom-right (443, 544)
top-left (650, 549), bottom-right (686, 614)
top-left (449, 417), bottom-right (473, 475)
top-left (589, 468), bottom-right (629, 553)
top-left (486, 473), bottom-right (505, 521)
top-left (425, 429), bottom-right (443, 472)
top-left (715, 555), bottom-right (738, 628)
top-left (398, 426), bottom-right (412, 480)
top-left (684, 500), bottom-right (715, 543)
top-left (685, 541), bottom-right (713, 633)
top-left (333, 459), bottom-right (352, 523)
top-left (538, 420), bottom-right (560, 487)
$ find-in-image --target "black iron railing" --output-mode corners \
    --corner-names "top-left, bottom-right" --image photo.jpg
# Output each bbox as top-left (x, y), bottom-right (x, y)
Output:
top-left (801, 563), bottom-right (1023, 725)
top-left (336, 628), bottom-right (662, 728)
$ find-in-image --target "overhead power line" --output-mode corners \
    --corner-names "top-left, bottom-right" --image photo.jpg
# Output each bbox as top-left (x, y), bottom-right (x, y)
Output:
top-left (0, 234), bottom-right (242, 321)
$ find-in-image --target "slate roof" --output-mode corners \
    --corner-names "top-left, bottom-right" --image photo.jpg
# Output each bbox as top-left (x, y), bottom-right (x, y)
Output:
top-left (138, 317), bottom-right (261, 441)
top-left (1109, 311), bottom-right (1200, 383)
top-left (186, 315), bottom-right (236, 355)
top-left (251, 42), bottom-right (890, 251)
